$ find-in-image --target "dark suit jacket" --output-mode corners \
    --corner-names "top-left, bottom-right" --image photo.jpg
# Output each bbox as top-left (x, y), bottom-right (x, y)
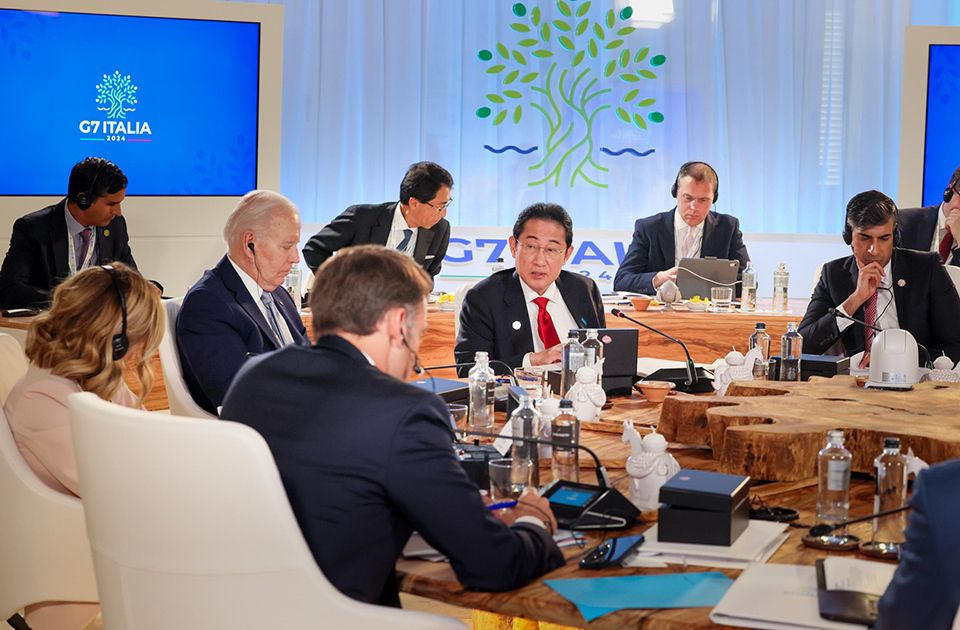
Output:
top-left (0, 199), bottom-right (136, 309)
top-left (875, 458), bottom-right (960, 630)
top-left (455, 269), bottom-right (606, 375)
top-left (176, 255), bottom-right (308, 414)
top-left (613, 209), bottom-right (749, 295)
top-left (899, 205), bottom-right (960, 266)
top-left (220, 335), bottom-right (564, 606)
top-left (798, 249), bottom-right (960, 365)
top-left (302, 201), bottom-right (451, 280)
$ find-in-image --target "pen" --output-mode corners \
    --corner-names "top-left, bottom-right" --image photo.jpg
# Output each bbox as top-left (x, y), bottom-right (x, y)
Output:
top-left (487, 500), bottom-right (518, 510)
top-left (580, 317), bottom-right (588, 326)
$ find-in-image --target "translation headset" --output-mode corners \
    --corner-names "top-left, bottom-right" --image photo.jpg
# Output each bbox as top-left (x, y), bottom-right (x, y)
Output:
top-left (75, 159), bottom-right (107, 211)
top-left (101, 265), bottom-right (129, 361)
top-left (945, 179), bottom-right (959, 204)
top-left (841, 197), bottom-right (901, 247)
top-left (671, 161), bottom-right (719, 204)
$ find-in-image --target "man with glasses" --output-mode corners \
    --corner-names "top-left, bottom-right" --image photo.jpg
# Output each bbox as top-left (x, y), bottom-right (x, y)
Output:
top-left (613, 161), bottom-right (749, 295)
top-left (303, 161), bottom-right (452, 284)
top-left (455, 203), bottom-right (605, 372)
top-left (899, 165), bottom-right (960, 266)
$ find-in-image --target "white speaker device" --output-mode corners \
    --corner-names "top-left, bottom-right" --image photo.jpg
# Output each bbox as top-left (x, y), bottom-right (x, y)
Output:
top-left (866, 329), bottom-right (920, 389)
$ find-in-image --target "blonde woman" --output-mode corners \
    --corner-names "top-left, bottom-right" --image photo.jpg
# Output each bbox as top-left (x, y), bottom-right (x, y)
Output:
top-left (3, 263), bottom-right (163, 630)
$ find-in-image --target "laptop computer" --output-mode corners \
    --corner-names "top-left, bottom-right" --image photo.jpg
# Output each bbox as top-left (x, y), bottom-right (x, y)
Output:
top-left (676, 257), bottom-right (740, 299)
top-left (575, 328), bottom-right (639, 396)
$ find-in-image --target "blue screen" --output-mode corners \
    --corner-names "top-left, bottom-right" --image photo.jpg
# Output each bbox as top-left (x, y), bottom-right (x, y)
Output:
top-left (923, 45), bottom-right (960, 207)
top-left (0, 9), bottom-right (260, 196)
top-left (550, 486), bottom-right (597, 507)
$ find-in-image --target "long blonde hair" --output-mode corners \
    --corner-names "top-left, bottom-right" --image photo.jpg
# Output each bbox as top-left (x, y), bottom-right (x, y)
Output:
top-left (26, 263), bottom-right (164, 406)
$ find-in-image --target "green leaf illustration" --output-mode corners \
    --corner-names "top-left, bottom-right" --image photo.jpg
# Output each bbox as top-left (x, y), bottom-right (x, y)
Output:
top-left (649, 111), bottom-right (665, 123)
top-left (478, 49), bottom-right (493, 61)
top-left (504, 90), bottom-right (523, 99)
top-left (552, 19), bottom-right (571, 31)
top-left (559, 35), bottom-right (575, 50)
top-left (487, 65), bottom-right (506, 74)
top-left (639, 69), bottom-right (657, 79)
top-left (504, 70), bottom-right (520, 84)
top-left (494, 110), bottom-right (508, 125)
top-left (593, 22), bottom-right (605, 40)
top-left (651, 54), bottom-right (666, 66)
top-left (510, 22), bottom-right (531, 33)
top-left (620, 6), bottom-right (634, 20)
top-left (532, 49), bottom-right (553, 58)
top-left (617, 26), bottom-right (637, 36)
top-left (518, 39), bottom-right (538, 47)
top-left (623, 88), bottom-right (639, 103)
top-left (616, 107), bottom-right (630, 123)
top-left (558, 0), bottom-right (572, 17)
top-left (572, 50), bottom-right (585, 66)
top-left (531, 6), bottom-right (541, 25)
top-left (487, 93), bottom-right (506, 104)
top-left (635, 47), bottom-right (649, 63)
top-left (514, 104), bottom-right (523, 123)
top-left (637, 98), bottom-right (656, 107)
top-left (540, 23), bottom-right (551, 41)
top-left (476, 106), bottom-right (491, 118)
top-left (497, 43), bottom-right (509, 58)
top-left (633, 113), bottom-right (647, 129)
top-left (576, 18), bottom-right (589, 36)
top-left (588, 38), bottom-right (598, 58)
top-left (512, 50), bottom-right (527, 65)
top-left (604, 59), bottom-right (616, 77)
top-left (619, 49), bottom-right (630, 68)
top-left (605, 39), bottom-right (624, 49)
top-left (513, 3), bottom-right (527, 17)
top-left (520, 71), bottom-right (539, 83)
top-left (605, 9), bottom-right (615, 28)
top-left (619, 73), bottom-right (640, 82)
top-left (576, 1), bottom-right (592, 17)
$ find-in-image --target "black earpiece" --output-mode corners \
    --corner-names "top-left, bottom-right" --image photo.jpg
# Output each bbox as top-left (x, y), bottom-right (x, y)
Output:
top-left (75, 159), bottom-right (106, 211)
top-left (842, 195), bottom-right (901, 247)
top-left (945, 181), bottom-right (958, 204)
top-left (401, 334), bottom-right (422, 374)
top-left (101, 265), bottom-right (129, 361)
top-left (248, 242), bottom-right (255, 253)
top-left (671, 161), bottom-right (719, 203)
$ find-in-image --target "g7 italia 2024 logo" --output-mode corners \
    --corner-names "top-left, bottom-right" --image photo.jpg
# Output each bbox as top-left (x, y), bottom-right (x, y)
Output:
top-left (476, 1), bottom-right (666, 188)
top-left (79, 71), bottom-right (152, 142)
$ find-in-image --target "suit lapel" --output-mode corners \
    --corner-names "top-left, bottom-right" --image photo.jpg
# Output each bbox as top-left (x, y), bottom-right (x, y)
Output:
top-left (272, 287), bottom-right (307, 343)
top-left (50, 200), bottom-right (70, 278)
top-left (218, 257), bottom-right (281, 349)
top-left (891, 250), bottom-right (910, 332)
top-left (844, 257), bottom-right (866, 351)
top-left (701, 212), bottom-right (719, 257)
top-left (504, 273), bottom-right (535, 354)
top-left (556, 272), bottom-right (599, 328)
top-left (370, 202), bottom-right (395, 247)
top-left (413, 228), bottom-right (435, 264)
top-left (659, 210), bottom-right (676, 266)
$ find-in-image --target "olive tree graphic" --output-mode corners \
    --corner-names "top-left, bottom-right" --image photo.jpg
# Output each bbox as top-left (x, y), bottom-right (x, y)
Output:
top-left (96, 71), bottom-right (139, 120)
top-left (476, 1), bottom-right (666, 187)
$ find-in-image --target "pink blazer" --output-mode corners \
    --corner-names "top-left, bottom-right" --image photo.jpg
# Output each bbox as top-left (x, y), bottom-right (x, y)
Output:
top-left (4, 363), bottom-right (138, 497)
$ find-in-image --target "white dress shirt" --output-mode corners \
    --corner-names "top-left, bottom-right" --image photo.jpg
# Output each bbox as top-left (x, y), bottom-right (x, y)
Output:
top-left (930, 203), bottom-right (955, 265)
top-left (519, 277), bottom-right (578, 366)
top-left (835, 260), bottom-right (899, 335)
top-left (387, 203), bottom-right (417, 256)
top-left (673, 210), bottom-right (704, 267)
top-left (227, 255), bottom-right (295, 345)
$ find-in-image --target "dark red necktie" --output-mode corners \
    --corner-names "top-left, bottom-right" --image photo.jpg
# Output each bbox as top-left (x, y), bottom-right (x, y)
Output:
top-left (864, 290), bottom-right (879, 352)
top-left (533, 297), bottom-right (561, 349)
top-left (939, 227), bottom-right (953, 263)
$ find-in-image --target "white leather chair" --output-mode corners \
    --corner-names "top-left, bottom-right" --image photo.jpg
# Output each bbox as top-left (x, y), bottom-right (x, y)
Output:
top-left (158, 298), bottom-right (217, 418)
top-left (810, 262), bottom-right (824, 295)
top-left (0, 333), bottom-right (28, 405)
top-left (944, 265), bottom-right (960, 297)
top-left (0, 403), bottom-right (98, 621)
top-left (453, 281), bottom-right (479, 337)
top-left (68, 393), bottom-right (466, 630)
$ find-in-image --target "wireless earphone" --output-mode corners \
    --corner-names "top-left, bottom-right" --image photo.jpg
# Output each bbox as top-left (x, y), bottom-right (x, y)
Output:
top-left (101, 265), bottom-right (129, 360)
top-left (671, 161), bottom-right (719, 203)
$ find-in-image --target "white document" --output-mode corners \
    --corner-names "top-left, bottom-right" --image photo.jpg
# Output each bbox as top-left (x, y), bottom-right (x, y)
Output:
top-left (622, 520), bottom-right (788, 569)
top-left (710, 563), bottom-right (868, 630)
top-left (822, 556), bottom-right (896, 597)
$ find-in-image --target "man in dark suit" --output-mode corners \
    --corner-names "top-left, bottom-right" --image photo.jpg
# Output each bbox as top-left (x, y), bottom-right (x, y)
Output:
top-left (614, 161), bottom-right (749, 295)
top-left (875, 458), bottom-right (960, 630)
top-left (899, 165), bottom-right (960, 266)
top-left (0, 157), bottom-right (138, 310)
top-left (456, 203), bottom-right (605, 373)
top-left (799, 190), bottom-right (960, 368)
top-left (221, 246), bottom-right (563, 607)
top-left (177, 191), bottom-right (309, 414)
top-left (302, 161), bottom-right (453, 282)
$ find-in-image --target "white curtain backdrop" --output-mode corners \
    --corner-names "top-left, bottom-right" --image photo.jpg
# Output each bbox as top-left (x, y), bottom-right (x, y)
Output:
top-left (241, 0), bottom-right (958, 235)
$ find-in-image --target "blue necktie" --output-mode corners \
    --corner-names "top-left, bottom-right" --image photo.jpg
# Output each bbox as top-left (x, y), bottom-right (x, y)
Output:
top-left (260, 292), bottom-right (285, 345)
top-left (397, 228), bottom-right (413, 252)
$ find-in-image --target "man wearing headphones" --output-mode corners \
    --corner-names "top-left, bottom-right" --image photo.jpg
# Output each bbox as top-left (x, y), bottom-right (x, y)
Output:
top-left (613, 161), bottom-right (749, 295)
top-left (898, 166), bottom-right (960, 265)
top-left (0, 157), bottom-right (139, 310)
top-left (799, 190), bottom-right (960, 368)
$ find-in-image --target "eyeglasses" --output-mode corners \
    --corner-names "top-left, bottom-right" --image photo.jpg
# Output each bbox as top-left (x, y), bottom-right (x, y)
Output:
top-left (680, 194), bottom-right (713, 205)
top-left (422, 198), bottom-right (453, 212)
top-left (517, 242), bottom-right (567, 260)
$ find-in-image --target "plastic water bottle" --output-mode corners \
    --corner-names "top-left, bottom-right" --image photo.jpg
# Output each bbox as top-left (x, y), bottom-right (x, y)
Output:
top-left (468, 351), bottom-right (496, 429)
top-left (492, 257), bottom-right (506, 274)
top-left (817, 430), bottom-right (852, 532)
top-left (283, 266), bottom-right (302, 310)
top-left (749, 322), bottom-right (771, 380)
top-left (741, 261), bottom-right (757, 312)
top-left (551, 399), bottom-right (579, 482)
top-left (872, 437), bottom-right (907, 552)
top-left (780, 321), bottom-right (802, 381)
top-left (772, 262), bottom-right (789, 312)
top-left (582, 329), bottom-right (604, 377)
top-left (510, 394), bottom-right (540, 490)
top-left (560, 330), bottom-right (586, 397)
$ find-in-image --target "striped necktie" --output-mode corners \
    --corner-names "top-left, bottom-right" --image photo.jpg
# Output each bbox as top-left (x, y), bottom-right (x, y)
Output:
top-left (397, 228), bottom-right (413, 252)
top-left (260, 292), bottom-right (286, 346)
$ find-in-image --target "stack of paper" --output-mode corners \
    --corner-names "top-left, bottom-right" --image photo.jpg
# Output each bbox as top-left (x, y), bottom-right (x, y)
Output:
top-left (622, 520), bottom-right (789, 569)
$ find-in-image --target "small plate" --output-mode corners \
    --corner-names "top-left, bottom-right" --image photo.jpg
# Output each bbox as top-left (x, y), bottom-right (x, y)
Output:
top-left (686, 301), bottom-right (709, 312)
top-left (438, 303), bottom-right (456, 312)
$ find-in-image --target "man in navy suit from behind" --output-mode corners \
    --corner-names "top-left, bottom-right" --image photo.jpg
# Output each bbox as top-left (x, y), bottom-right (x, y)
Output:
top-left (177, 190), bottom-right (309, 415)
top-left (613, 161), bottom-right (749, 295)
top-left (221, 246), bottom-right (563, 606)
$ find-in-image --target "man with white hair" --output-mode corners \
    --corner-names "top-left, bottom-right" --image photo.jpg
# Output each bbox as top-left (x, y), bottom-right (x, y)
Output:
top-left (177, 190), bottom-right (309, 415)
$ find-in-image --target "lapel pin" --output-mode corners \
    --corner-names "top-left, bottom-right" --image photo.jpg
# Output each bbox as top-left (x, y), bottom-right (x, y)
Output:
top-left (103, 229), bottom-right (110, 237)
top-left (898, 279), bottom-right (906, 287)
top-left (512, 320), bottom-right (522, 330)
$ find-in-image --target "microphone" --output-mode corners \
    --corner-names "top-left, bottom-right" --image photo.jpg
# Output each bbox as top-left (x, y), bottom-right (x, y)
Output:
top-left (827, 308), bottom-right (932, 367)
top-left (808, 505), bottom-right (912, 538)
top-left (610, 308), bottom-right (703, 392)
